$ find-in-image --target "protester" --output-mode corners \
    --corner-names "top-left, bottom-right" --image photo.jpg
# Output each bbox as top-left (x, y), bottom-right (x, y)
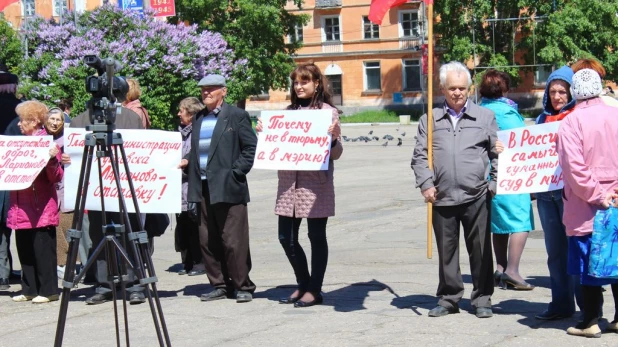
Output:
top-left (123, 79), bottom-right (151, 129)
top-left (0, 64), bottom-right (20, 290)
top-left (175, 97), bottom-right (206, 276)
top-left (254, 63), bottom-right (343, 307)
top-left (557, 68), bottom-right (618, 338)
top-left (256, 63), bottom-right (343, 307)
top-left (58, 98), bottom-right (72, 123)
top-left (45, 107), bottom-right (74, 279)
top-left (10, 101), bottom-right (63, 303)
top-left (479, 70), bottom-right (534, 290)
top-left (179, 74), bottom-right (257, 303)
top-left (533, 66), bottom-right (582, 321)
top-left (412, 61), bottom-right (497, 318)
top-left (66, 106), bottom-right (149, 305)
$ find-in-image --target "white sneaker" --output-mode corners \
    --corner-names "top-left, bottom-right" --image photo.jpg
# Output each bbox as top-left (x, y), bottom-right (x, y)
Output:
top-left (57, 265), bottom-right (65, 280)
top-left (12, 295), bottom-right (35, 302)
top-left (32, 294), bottom-right (60, 304)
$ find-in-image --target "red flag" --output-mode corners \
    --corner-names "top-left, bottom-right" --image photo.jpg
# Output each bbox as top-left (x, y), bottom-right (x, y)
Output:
top-left (368, 0), bottom-right (408, 25)
top-left (369, 0), bottom-right (433, 26)
top-left (0, 0), bottom-right (19, 12)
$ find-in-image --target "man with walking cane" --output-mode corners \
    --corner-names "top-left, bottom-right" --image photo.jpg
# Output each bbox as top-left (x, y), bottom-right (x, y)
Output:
top-left (411, 61), bottom-right (499, 318)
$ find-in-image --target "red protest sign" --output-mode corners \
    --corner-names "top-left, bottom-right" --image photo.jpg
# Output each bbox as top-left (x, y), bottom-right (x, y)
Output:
top-left (150, 0), bottom-right (175, 17)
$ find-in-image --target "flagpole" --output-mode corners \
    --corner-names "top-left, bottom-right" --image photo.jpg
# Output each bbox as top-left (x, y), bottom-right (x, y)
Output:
top-left (426, 1), bottom-right (434, 260)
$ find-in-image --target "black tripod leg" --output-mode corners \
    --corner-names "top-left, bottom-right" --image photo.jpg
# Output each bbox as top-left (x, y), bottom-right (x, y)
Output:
top-left (118, 144), bottom-right (171, 346)
top-left (55, 144), bottom-right (96, 347)
top-left (105, 237), bottom-right (123, 347)
top-left (108, 145), bottom-right (167, 346)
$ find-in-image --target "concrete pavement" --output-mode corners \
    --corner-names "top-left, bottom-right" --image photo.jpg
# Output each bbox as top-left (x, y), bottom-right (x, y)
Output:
top-left (0, 123), bottom-right (614, 347)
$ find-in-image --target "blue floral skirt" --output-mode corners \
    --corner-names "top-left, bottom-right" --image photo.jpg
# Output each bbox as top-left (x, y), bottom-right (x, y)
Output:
top-left (568, 234), bottom-right (618, 286)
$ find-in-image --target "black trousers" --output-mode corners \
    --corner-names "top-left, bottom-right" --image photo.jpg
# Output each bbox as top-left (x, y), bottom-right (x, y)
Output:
top-left (278, 216), bottom-right (328, 294)
top-left (88, 211), bottom-right (149, 294)
top-left (175, 212), bottom-right (203, 271)
top-left (432, 194), bottom-right (494, 309)
top-left (0, 224), bottom-right (12, 279)
top-left (15, 227), bottom-right (57, 297)
top-left (198, 180), bottom-right (255, 292)
top-left (581, 284), bottom-right (618, 324)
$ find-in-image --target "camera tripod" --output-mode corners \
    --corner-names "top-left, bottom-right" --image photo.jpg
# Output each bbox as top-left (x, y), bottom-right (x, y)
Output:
top-left (54, 123), bottom-right (171, 347)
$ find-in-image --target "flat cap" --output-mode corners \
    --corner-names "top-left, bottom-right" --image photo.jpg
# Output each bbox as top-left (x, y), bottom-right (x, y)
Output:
top-left (198, 74), bottom-right (226, 87)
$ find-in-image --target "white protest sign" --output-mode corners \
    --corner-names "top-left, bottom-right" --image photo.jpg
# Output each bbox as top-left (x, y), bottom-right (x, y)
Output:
top-left (0, 135), bottom-right (54, 190)
top-left (64, 128), bottom-right (182, 213)
top-left (253, 109), bottom-right (332, 171)
top-left (497, 122), bottom-right (563, 195)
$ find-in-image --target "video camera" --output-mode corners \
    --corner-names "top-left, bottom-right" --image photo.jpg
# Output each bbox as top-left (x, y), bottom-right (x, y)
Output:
top-left (83, 55), bottom-right (128, 127)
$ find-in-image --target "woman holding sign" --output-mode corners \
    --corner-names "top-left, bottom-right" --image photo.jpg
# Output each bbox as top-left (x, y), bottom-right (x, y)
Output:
top-left (256, 62), bottom-right (343, 307)
top-left (479, 70), bottom-right (534, 291)
top-left (9, 100), bottom-right (63, 304)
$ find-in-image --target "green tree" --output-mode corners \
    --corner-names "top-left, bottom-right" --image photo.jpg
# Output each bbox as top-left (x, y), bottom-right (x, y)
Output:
top-left (536, 0), bottom-right (618, 81)
top-left (433, 0), bottom-right (618, 83)
top-left (0, 15), bottom-right (22, 72)
top-left (434, 0), bottom-right (552, 83)
top-left (170, 0), bottom-right (310, 106)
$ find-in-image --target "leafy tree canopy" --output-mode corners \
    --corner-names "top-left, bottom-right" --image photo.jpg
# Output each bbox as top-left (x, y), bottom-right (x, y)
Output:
top-left (0, 15), bottom-right (22, 72)
top-left (170, 0), bottom-right (310, 105)
top-left (434, 0), bottom-right (618, 82)
top-left (536, 0), bottom-right (618, 81)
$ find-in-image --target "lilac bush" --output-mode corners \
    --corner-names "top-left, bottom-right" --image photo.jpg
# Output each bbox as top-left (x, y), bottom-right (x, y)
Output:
top-left (20, 6), bottom-right (244, 129)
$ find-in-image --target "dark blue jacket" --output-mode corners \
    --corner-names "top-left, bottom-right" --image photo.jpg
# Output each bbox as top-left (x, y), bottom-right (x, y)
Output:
top-left (535, 66), bottom-right (576, 124)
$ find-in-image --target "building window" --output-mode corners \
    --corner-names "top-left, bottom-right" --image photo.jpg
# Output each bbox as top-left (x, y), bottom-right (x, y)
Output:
top-left (364, 61), bottom-right (381, 91)
top-left (403, 59), bottom-right (422, 91)
top-left (289, 23), bottom-right (304, 43)
top-left (363, 16), bottom-right (379, 39)
top-left (22, 0), bottom-right (35, 16)
top-left (322, 16), bottom-right (341, 42)
top-left (399, 11), bottom-right (421, 37)
top-left (534, 65), bottom-right (553, 85)
top-left (53, 0), bottom-right (68, 16)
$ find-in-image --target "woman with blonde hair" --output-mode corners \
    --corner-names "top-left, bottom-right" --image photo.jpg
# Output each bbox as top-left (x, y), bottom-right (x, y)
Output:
top-left (123, 79), bottom-right (151, 128)
top-left (10, 100), bottom-right (63, 303)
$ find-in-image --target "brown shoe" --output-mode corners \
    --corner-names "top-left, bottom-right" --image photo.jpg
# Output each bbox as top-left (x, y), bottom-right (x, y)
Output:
top-left (567, 319), bottom-right (602, 338)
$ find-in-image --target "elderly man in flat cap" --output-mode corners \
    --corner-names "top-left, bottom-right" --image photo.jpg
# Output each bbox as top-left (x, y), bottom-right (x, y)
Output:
top-left (179, 74), bottom-right (258, 303)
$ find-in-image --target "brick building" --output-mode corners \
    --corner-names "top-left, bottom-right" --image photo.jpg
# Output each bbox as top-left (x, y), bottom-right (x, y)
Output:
top-left (2, 0), bottom-right (102, 28)
top-left (246, 0), bottom-right (436, 113)
top-left (245, 0), bottom-right (556, 114)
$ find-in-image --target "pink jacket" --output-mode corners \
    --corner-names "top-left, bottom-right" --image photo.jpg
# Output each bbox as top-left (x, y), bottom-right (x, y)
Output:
top-left (274, 104), bottom-right (343, 218)
top-left (7, 132), bottom-right (64, 230)
top-left (557, 97), bottom-right (618, 236)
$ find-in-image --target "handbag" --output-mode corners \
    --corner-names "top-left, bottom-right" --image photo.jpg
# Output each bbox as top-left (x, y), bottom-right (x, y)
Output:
top-left (144, 213), bottom-right (170, 238)
top-left (588, 204), bottom-right (618, 279)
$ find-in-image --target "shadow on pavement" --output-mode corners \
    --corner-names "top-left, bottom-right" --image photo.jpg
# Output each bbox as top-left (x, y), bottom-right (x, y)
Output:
top-left (494, 298), bottom-right (577, 330)
top-left (323, 279), bottom-right (397, 312)
top-left (180, 283), bottom-right (213, 298)
top-left (391, 294), bottom-right (436, 315)
top-left (165, 263), bottom-right (184, 274)
top-left (254, 285), bottom-right (297, 302)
